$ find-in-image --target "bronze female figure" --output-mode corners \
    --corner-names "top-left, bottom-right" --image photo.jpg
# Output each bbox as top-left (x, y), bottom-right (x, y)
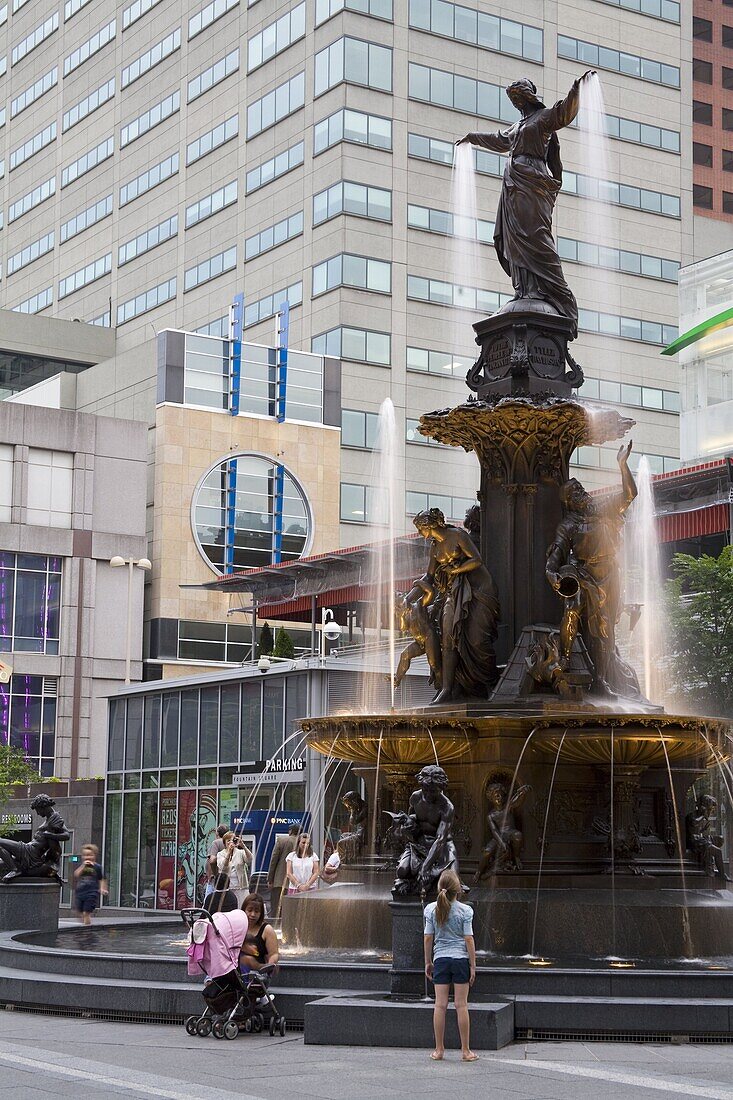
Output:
top-left (458, 72), bottom-right (595, 334)
top-left (412, 508), bottom-right (500, 703)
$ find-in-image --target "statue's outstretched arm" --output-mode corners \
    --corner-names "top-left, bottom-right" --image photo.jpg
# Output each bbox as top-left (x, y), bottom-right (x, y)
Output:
top-left (457, 130), bottom-right (511, 153)
top-left (616, 441), bottom-right (637, 514)
top-left (544, 69), bottom-right (596, 132)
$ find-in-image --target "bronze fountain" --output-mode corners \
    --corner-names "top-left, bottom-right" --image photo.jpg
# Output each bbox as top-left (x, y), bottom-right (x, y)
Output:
top-left (295, 72), bottom-right (733, 965)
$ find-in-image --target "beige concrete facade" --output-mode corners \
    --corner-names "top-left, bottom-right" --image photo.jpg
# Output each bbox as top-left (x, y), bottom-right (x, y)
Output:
top-left (151, 401), bottom-right (341, 630)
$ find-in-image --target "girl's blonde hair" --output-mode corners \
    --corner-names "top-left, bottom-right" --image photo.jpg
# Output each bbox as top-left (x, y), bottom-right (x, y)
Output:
top-left (82, 844), bottom-right (99, 858)
top-left (435, 869), bottom-right (462, 926)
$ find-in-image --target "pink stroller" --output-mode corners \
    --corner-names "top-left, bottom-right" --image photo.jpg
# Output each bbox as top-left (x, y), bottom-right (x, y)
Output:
top-left (182, 908), bottom-right (286, 1039)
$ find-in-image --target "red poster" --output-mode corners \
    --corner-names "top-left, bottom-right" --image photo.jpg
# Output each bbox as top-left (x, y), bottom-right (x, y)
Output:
top-left (157, 791), bottom-right (177, 911)
top-left (175, 789), bottom-right (218, 909)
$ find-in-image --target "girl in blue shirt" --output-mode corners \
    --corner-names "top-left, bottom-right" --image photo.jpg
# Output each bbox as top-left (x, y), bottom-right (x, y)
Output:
top-left (423, 869), bottom-right (477, 1062)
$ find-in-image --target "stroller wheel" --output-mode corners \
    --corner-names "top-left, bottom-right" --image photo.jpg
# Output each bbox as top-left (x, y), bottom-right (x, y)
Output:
top-left (253, 1013), bottom-right (264, 1033)
top-left (196, 1018), bottom-right (212, 1038)
top-left (279, 1016), bottom-right (287, 1037)
top-left (243, 1017), bottom-right (253, 1033)
top-left (212, 1019), bottom-right (226, 1039)
top-left (184, 1016), bottom-right (198, 1036)
top-left (224, 1021), bottom-right (239, 1040)
top-left (268, 1015), bottom-right (276, 1036)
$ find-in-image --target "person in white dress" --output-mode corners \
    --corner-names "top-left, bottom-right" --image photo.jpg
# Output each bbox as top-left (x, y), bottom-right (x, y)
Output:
top-left (285, 834), bottom-right (320, 894)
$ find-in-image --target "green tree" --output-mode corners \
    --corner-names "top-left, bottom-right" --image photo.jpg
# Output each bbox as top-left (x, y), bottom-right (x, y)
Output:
top-left (273, 627), bottom-right (296, 659)
top-left (0, 744), bottom-right (42, 837)
top-left (256, 621), bottom-right (274, 658)
top-left (666, 546), bottom-right (733, 716)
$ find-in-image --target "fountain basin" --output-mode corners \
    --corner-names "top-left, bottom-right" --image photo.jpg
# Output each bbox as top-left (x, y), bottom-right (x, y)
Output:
top-left (532, 717), bottom-right (727, 767)
top-left (301, 715), bottom-right (476, 767)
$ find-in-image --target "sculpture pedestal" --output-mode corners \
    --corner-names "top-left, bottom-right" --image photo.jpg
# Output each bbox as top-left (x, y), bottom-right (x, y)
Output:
top-left (0, 880), bottom-right (60, 932)
top-left (389, 900), bottom-right (424, 995)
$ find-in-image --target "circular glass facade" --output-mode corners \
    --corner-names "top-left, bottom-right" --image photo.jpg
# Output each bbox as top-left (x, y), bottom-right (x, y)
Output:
top-left (192, 453), bottom-right (311, 574)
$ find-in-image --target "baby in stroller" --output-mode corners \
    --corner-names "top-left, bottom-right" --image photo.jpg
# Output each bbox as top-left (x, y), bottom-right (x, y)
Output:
top-left (182, 906), bottom-right (286, 1039)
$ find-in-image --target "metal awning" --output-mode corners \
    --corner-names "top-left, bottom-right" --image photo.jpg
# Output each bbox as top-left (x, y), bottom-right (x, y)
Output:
top-left (182, 534), bottom-right (429, 604)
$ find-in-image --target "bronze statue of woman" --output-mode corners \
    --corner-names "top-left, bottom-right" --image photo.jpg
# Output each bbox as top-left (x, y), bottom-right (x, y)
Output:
top-left (412, 509), bottom-right (500, 703)
top-left (457, 71), bottom-right (596, 336)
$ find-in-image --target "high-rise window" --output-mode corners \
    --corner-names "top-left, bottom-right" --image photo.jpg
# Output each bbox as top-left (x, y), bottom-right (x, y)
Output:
top-left (693, 100), bottom-right (713, 126)
top-left (247, 2), bottom-right (305, 71)
top-left (557, 35), bottom-right (679, 87)
top-left (313, 327), bottom-right (390, 365)
top-left (313, 181), bottom-right (391, 225)
top-left (59, 255), bottom-right (112, 299)
top-left (314, 37), bottom-right (392, 95)
top-left (0, 554), bottom-right (62, 653)
top-left (693, 59), bottom-right (713, 84)
top-left (245, 214), bottom-right (303, 260)
top-left (409, 0), bottom-right (542, 61)
top-left (314, 109), bottom-right (391, 154)
top-left (409, 64), bottom-right (518, 124)
top-left (27, 451), bottom-right (73, 527)
top-left (0, 674), bottom-right (58, 776)
top-left (312, 253), bottom-right (391, 296)
top-left (723, 192), bottom-right (733, 215)
top-left (193, 454), bottom-right (311, 572)
top-left (246, 143), bottom-right (304, 193)
top-left (317, 0), bottom-right (392, 22)
top-left (246, 74), bottom-right (304, 137)
top-left (723, 150), bottom-right (733, 172)
top-left (724, 25), bottom-right (733, 49)
top-left (692, 185), bottom-right (712, 210)
top-left (693, 17), bottom-right (713, 41)
top-left (693, 143), bottom-right (713, 167)
top-left (723, 108), bottom-right (733, 132)
top-left (724, 67), bottom-right (733, 91)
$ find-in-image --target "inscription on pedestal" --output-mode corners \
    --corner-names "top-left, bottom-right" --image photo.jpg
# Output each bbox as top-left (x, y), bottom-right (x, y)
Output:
top-left (486, 336), bottom-right (512, 378)
top-left (529, 335), bottom-right (564, 377)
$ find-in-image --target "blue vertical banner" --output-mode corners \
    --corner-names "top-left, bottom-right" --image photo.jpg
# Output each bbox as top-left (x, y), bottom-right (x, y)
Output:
top-left (273, 464), bottom-right (285, 564)
top-left (276, 300), bottom-right (289, 423)
top-left (224, 458), bottom-right (238, 574)
top-left (229, 292), bottom-right (244, 417)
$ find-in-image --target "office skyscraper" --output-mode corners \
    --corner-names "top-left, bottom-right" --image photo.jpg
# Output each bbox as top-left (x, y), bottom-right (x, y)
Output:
top-left (0, 0), bottom-right (689, 542)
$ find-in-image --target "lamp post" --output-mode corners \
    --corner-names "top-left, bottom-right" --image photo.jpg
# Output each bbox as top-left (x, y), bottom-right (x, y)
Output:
top-left (110, 555), bottom-right (152, 684)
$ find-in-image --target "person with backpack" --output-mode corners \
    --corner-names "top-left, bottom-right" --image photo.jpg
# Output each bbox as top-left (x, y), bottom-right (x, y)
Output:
top-left (423, 869), bottom-right (478, 1062)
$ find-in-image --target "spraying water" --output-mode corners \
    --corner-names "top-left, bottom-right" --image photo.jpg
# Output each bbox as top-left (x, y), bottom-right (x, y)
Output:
top-left (576, 73), bottom-right (621, 318)
top-left (623, 457), bottom-right (668, 704)
top-left (450, 143), bottom-right (483, 352)
top-left (359, 398), bottom-right (398, 712)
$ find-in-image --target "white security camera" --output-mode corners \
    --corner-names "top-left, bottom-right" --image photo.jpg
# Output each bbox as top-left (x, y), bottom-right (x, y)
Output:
top-left (323, 621), bottom-right (342, 642)
top-left (257, 655), bottom-right (271, 673)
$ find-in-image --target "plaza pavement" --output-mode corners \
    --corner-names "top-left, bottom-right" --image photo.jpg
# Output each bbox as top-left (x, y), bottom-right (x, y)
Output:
top-left (0, 1013), bottom-right (733, 1099)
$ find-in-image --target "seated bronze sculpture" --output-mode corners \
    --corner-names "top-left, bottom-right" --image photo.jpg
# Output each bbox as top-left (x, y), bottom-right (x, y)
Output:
top-left (686, 794), bottom-right (730, 881)
top-left (389, 764), bottom-right (460, 897)
top-left (473, 780), bottom-right (531, 881)
top-left (0, 795), bottom-right (69, 884)
top-left (337, 790), bottom-right (367, 863)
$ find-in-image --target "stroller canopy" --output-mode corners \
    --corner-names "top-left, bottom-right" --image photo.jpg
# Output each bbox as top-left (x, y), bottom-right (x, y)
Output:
top-left (188, 910), bottom-right (248, 979)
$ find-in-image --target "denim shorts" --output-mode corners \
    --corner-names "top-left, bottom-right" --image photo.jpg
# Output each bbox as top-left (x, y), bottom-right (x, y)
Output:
top-left (432, 956), bottom-right (470, 985)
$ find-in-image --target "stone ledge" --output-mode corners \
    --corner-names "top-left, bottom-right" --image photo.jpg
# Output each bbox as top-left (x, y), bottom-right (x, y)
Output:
top-left (304, 995), bottom-right (514, 1050)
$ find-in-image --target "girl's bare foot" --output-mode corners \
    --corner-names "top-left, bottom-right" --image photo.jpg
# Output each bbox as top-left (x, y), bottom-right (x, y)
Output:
top-left (430, 1050), bottom-right (444, 1061)
top-left (462, 1051), bottom-right (479, 1062)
